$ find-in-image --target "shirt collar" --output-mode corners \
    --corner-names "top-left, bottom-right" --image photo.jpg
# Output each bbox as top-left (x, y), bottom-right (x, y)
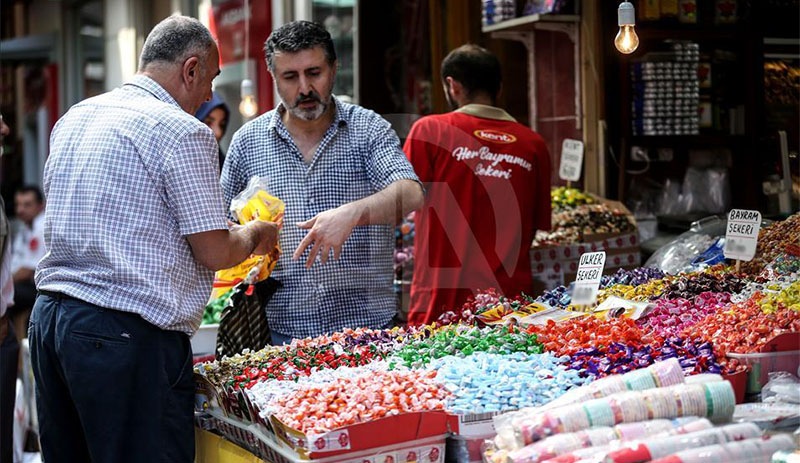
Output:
top-left (455, 103), bottom-right (517, 122)
top-left (124, 75), bottom-right (181, 108)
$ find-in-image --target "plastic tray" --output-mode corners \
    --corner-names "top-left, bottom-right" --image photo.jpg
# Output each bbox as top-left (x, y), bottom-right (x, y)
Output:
top-left (727, 350), bottom-right (800, 394)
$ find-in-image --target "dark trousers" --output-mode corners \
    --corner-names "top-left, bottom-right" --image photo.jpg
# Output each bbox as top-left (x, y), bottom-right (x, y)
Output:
top-left (0, 317), bottom-right (19, 463)
top-left (29, 293), bottom-right (195, 463)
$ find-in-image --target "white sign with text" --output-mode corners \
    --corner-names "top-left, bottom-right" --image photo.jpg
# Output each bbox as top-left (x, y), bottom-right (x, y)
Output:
top-left (559, 138), bottom-right (584, 182)
top-left (723, 209), bottom-right (761, 262)
top-left (571, 251), bottom-right (606, 306)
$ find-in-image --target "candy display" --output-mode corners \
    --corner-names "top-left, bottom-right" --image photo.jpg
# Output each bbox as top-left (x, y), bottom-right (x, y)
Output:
top-left (636, 292), bottom-right (732, 339)
top-left (534, 203), bottom-right (636, 246)
top-left (550, 187), bottom-right (595, 211)
top-left (191, 212), bottom-right (800, 462)
top-left (740, 213), bottom-right (800, 276)
top-left (269, 368), bottom-right (449, 434)
top-left (660, 271), bottom-right (746, 299)
top-left (392, 324), bottom-right (544, 368)
top-left (431, 352), bottom-right (589, 414)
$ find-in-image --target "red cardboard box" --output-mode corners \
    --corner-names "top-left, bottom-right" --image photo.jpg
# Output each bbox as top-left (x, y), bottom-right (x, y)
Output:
top-left (269, 411), bottom-right (457, 460)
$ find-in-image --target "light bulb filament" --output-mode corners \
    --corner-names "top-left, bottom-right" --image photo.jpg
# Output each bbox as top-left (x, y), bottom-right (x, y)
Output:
top-left (615, 24), bottom-right (639, 54)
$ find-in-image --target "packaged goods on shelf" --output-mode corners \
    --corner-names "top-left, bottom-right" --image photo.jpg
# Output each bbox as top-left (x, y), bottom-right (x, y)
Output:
top-left (648, 434), bottom-right (796, 463)
top-left (490, 417), bottom-right (709, 463)
top-left (499, 380), bottom-right (735, 450)
top-left (601, 422), bottom-right (762, 463)
top-left (540, 419), bottom-right (714, 463)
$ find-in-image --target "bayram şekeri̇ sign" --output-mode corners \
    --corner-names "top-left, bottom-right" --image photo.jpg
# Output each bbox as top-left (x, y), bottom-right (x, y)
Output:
top-left (723, 209), bottom-right (761, 262)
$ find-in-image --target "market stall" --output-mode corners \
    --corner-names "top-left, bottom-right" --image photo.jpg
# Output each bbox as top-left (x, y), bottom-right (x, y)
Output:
top-left (192, 212), bottom-right (800, 463)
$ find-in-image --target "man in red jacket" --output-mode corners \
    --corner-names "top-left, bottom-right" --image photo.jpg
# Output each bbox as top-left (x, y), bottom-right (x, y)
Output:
top-left (403, 44), bottom-right (552, 325)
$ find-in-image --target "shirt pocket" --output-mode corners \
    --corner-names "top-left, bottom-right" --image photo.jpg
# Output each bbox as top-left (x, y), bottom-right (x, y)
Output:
top-left (333, 152), bottom-right (371, 200)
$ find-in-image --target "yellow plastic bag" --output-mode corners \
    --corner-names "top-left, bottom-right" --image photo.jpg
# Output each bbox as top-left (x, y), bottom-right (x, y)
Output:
top-left (211, 177), bottom-right (284, 299)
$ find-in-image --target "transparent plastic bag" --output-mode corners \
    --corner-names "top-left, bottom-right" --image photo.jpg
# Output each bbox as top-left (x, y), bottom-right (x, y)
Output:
top-left (762, 371), bottom-right (800, 404)
top-left (681, 166), bottom-right (731, 214)
top-left (211, 177), bottom-right (284, 300)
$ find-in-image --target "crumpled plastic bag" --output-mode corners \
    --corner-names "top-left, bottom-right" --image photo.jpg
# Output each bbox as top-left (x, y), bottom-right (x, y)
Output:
top-left (762, 371), bottom-right (800, 404)
top-left (210, 176), bottom-right (284, 300)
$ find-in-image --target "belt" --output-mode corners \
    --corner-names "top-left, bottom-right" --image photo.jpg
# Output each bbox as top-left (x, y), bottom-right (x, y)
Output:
top-left (38, 289), bottom-right (79, 302)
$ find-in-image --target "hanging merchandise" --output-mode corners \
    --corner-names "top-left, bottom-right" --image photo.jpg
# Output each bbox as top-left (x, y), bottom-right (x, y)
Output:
top-left (678, 0), bottom-right (698, 23)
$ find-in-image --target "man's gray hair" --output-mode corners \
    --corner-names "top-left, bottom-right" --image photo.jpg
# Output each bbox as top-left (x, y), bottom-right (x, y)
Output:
top-left (139, 15), bottom-right (215, 72)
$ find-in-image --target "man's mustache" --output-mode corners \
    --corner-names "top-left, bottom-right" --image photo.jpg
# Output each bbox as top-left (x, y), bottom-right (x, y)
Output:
top-left (294, 92), bottom-right (322, 106)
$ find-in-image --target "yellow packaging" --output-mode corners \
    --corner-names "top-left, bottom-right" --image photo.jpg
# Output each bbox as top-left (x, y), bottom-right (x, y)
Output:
top-left (210, 177), bottom-right (284, 299)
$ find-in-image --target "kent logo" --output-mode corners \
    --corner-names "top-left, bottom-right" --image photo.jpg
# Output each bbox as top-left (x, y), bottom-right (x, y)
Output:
top-left (473, 129), bottom-right (517, 144)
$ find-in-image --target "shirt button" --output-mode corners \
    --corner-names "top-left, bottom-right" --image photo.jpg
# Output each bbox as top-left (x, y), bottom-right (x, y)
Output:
top-left (308, 198), bottom-right (315, 204)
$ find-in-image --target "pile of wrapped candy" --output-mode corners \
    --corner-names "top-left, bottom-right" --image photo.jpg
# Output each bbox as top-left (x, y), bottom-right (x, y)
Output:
top-left (193, 213), bottom-right (800, 460)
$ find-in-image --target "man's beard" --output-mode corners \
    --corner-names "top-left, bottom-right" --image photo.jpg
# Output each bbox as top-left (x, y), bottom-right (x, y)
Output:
top-left (288, 90), bottom-right (330, 121)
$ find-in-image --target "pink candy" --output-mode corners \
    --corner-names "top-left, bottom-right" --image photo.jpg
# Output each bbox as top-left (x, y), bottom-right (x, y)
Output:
top-left (638, 292), bottom-right (732, 339)
top-left (271, 369), bottom-right (450, 434)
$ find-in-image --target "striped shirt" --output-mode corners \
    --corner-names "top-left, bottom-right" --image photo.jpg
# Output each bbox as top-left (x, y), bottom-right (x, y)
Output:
top-left (221, 97), bottom-right (419, 338)
top-left (36, 75), bottom-right (228, 335)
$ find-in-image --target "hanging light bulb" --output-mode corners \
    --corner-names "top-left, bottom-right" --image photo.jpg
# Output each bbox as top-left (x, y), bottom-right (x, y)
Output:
top-left (239, 78), bottom-right (258, 118)
top-left (615, 1), bottom-right (639, 54)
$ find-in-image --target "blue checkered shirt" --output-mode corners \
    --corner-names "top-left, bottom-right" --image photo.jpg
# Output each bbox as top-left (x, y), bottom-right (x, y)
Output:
top-left (36, 75), bottom-right (228, 335)
top-left (221, 97), bottom-right (418, 338)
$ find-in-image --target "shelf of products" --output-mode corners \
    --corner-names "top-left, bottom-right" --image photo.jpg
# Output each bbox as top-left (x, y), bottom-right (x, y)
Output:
top-left (607, 1), bottom-right (767, 217)
top-left (481, 13), bottom-right (580, 33)
top-left (481, 11), bottom-right (582, 132)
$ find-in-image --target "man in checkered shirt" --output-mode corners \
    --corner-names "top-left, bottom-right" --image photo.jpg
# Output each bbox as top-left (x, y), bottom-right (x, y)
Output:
top-left (221, 21), bottom-right (424, 344)
top-left (29, 16), bottom-right (278, 462)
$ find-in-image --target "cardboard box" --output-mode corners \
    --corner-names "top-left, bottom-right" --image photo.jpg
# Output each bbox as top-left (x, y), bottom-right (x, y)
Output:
top-left (531, 231), bottom-right (641, 293)
top-left (198, 411), bottom-right (448, 463)
top-left (531, 196), bottom-right (641, 294)
top-left (270, 411), bottom-right (456, 460)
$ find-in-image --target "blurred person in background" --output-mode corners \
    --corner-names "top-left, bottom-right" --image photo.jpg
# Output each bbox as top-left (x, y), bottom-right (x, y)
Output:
top-left (8, 185), bottom-right (45, 342)
top-left (0, 113), bottom-right (20, 463)
top-left (403, 44), bottom-right (552, 325)
top-left (194, 90), bottom-right (230, 171)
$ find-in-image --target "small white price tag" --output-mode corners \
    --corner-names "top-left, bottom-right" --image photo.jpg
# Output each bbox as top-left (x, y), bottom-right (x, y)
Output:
top-left (571, 251), bottom-right (606, 306)
top-left (723, 209), bottom-right (761, 262)
top-left (559, 138), bottom-right (584, 182)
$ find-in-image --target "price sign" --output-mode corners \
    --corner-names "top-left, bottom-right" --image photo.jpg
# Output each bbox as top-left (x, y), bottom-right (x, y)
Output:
top-left (559, 138), bottom-right (584, 182)
top-left (723, 209), bottom-right (761, 262)
top-left (571, 251), bottom-right (606, 306)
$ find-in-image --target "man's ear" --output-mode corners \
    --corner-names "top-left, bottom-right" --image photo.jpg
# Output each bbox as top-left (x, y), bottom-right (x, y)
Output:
top-left (183, 56), bottom-right (200, 84)
top-left (446, 77), bottom-right (464, 98)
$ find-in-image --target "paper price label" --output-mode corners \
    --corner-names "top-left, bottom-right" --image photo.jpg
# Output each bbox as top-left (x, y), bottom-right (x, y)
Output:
top-left (571, 251), bottom-right (606, 306)
top-left (559, 138), bottom-right (584, 182)
top-left (723, 209), bottom-right (761, 262)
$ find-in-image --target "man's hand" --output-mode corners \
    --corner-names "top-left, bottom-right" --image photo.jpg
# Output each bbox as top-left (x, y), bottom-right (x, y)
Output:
top-left (293, 205), bottom-right (359, 268)
top-left (243, 220), bottom-right (280, 256)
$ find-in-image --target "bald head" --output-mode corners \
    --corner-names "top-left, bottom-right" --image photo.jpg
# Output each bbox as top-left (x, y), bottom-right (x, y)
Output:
top-left (139, 15), bottom-right (215, 74)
